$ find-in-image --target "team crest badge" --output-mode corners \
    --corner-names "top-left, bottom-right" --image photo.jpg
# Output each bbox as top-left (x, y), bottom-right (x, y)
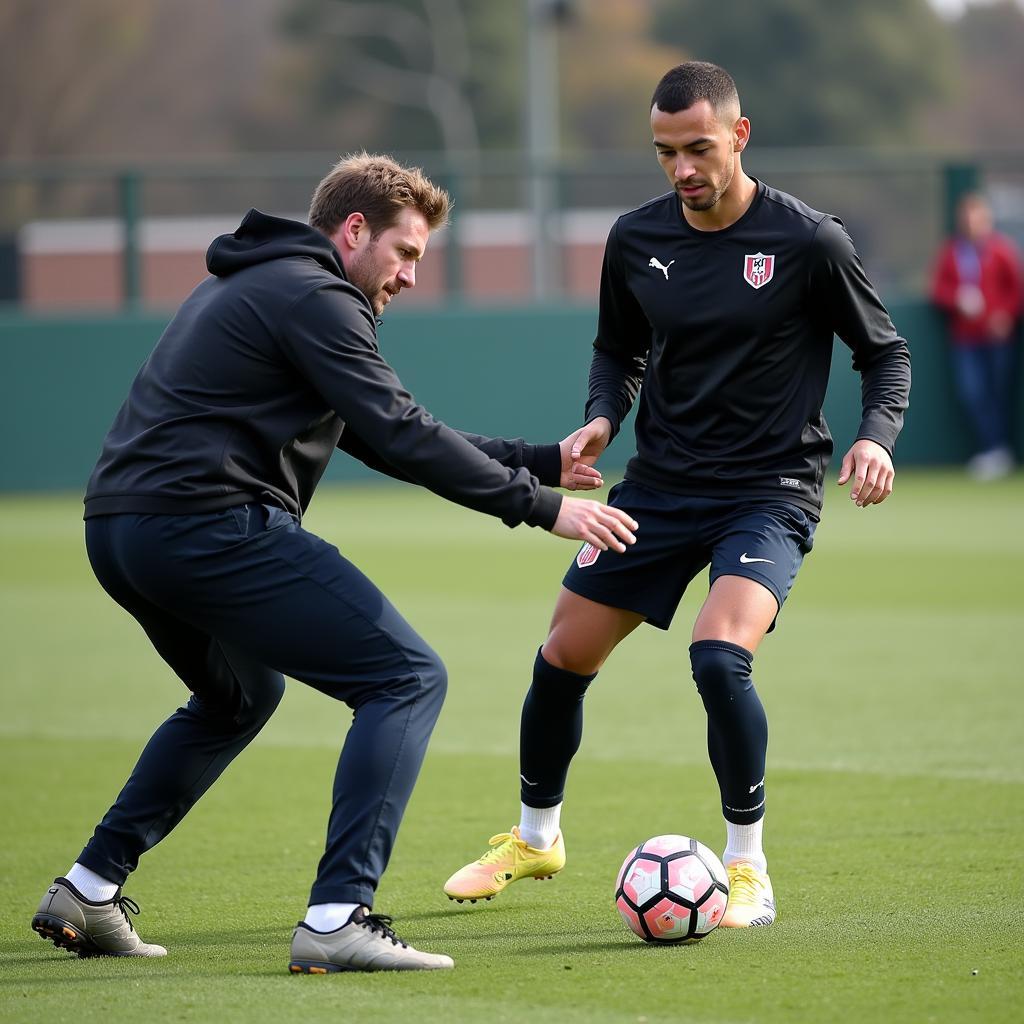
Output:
top-left (576, 543), bottom-right (600, 568)
top-left (743, 252), bottom-right (775, 289)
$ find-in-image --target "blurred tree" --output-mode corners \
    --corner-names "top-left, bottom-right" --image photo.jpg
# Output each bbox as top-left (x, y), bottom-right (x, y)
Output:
top-left (650, 0), bottom-right (957, 146)
top-left (0, 0), bottom-right (278, 161)
top-left (269, 0), bottom-right (518, 160)
top-left (921, 0), bottom-right (1024, 147)
top-left (268, 0), bottom-right (685, 158)
top-left (0, 1), bottom-right (156, 160)
top-left (559, 0), bottom-right (685, 153)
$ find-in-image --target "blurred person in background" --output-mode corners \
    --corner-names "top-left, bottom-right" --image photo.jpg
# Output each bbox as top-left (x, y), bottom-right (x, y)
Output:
top-left (931, 192), bottom-right (1022, 480)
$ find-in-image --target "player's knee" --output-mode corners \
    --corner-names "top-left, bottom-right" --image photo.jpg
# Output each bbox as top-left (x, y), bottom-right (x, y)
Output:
top-left (689, 639), bottom-right (753, 706)
top-left (541, 623), bottom-right (609, 675)
top-left (413, 645), bottom-right (448, 710)
top-left (540, 640), bottom-right (603, 676)
top-left (426, 652), bottom-right (448, 701)
top-left (189, 670), bottom-right (285, 731)
top-left (238, 673), bottom-right (286, 728)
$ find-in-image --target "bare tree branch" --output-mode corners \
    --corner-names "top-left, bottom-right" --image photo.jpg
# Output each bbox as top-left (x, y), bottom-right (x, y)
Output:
top-left (319, 1), bottom-right (433, 68)
top-left (314, 1), bottom-right (480, 163)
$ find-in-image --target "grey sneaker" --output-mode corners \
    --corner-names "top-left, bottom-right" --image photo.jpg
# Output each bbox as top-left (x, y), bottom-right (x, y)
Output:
top-left (32, 878), bottom-right (167, 957)
top-left (289, 908), bottom-right (454, 973)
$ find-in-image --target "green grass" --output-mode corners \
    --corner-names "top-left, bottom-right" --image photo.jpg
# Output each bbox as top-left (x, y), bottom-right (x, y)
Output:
top-left (1, 471), bottom-right (1022, 1022)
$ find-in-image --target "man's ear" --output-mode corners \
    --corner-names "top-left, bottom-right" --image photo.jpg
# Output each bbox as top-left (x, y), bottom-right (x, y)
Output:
top-left (335, 212), bottom-right (367, 254)
top-left (734, 116), bottom-right (750, 152)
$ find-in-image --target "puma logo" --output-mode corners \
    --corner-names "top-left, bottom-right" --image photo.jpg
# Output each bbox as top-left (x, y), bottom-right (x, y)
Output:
top-left (648, 257), bottom-right (675, 279)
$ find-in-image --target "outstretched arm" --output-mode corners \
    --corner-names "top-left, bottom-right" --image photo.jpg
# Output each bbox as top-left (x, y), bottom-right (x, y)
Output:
top-left (340, 425), bottom-right (603, 491)
top-left (286, 284), bottom-right (628, 537)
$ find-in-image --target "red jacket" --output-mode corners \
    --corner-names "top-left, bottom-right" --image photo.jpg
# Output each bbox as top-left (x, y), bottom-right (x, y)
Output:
top-left (930, 232), bottom-right (1022, 345)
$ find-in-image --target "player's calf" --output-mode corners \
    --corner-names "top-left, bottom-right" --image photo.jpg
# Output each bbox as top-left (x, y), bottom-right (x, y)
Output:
top-left (689, 640), bottom-right (768, 825)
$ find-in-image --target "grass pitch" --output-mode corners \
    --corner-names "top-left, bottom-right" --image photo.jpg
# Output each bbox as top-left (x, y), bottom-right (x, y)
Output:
top-left (1, 471), bottom-right (1022, 1023)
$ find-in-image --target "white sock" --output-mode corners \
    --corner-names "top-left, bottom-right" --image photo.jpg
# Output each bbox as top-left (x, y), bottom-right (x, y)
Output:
top-left (519, 802), bottom-right (562, 850)
top-left (304, 903), bottom-right (360, 932)
top-left (65, 863), bottom-right (119, 902)
top-left (723, 818), bottom-right (767, 873)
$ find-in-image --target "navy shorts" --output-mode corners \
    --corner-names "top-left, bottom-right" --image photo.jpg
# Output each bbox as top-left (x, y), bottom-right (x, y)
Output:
top-left (563, 480), bottom-right (817, 631)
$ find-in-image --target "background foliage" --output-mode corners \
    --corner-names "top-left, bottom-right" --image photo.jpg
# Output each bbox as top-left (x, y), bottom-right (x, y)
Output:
top-left (4, 0), bottom-right (1024, 163)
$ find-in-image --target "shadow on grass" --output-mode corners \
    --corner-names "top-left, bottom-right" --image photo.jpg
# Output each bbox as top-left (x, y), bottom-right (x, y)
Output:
top-left (0, 965), bottom-right (183, 986)
top-left (523, 938), bottom-right (706, 955)
top-left (158, 923), bottom-right (289, 943)
top-left (0, 952), bottom-right (85, 969)
top-left (390, 905), bottom-right (520, 924)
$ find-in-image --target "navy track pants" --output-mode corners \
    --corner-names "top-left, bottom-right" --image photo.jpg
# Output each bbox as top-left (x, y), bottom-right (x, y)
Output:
top-left (79, 504), bottom-right (447, 908)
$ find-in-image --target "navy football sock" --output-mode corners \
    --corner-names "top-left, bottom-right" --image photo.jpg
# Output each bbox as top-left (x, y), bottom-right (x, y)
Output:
top-left (689, 639), bottom-right (767, 825)
top-left (519, 649), bottom-right (596, 808)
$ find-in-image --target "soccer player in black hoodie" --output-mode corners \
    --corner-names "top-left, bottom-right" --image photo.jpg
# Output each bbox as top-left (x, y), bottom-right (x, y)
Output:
top-left (444, 63), bottom-right (911, 931)
top-left (31, 154), bottom-right (637, 972)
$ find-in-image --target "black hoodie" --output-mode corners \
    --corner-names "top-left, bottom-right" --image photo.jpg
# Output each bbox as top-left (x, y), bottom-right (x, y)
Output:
top-left (84, 210), bottom-right (562, 529)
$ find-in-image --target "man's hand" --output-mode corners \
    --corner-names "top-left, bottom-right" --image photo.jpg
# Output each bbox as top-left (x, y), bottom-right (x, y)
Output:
top-left (559, 417), bottom-right (613, 491)
top-left (551, 496), bottom-right (637, 553)
top-left (837, 439), bottom-right (894, 507)
top-left (558, 438), bottom-right (604, 491)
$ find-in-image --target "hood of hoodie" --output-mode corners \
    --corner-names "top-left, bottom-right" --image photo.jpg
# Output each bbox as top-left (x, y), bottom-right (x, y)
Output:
top-left (206, 208), bottom-right (347, 280)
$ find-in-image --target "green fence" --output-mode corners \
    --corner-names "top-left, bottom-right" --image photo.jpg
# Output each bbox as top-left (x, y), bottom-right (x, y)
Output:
top-left (4, 150), bottom-right (1024, 309)
top-left (0, 302), bottom-right (1016, 495)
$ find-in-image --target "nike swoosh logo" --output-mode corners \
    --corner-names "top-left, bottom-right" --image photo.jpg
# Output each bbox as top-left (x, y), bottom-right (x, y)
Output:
top-left (520, 773), bottom-right (537, 786)
top-left (749, 776), bottom-right (765, 794)
top-left (739, 553), bottom-right (775, 565)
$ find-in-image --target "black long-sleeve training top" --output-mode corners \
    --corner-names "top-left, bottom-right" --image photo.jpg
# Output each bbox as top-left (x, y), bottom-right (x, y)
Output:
top-left (84, 209), bottom-right (562, 529)
top-left (585, 180), bottom-right (911, 515)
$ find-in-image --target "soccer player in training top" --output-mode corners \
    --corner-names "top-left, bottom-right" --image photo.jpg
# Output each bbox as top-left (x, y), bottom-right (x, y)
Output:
top-left (444, 62), bottom-right (911, 927)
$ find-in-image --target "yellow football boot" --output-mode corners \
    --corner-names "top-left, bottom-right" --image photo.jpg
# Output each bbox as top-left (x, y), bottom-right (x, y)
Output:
top-left (720, 862), bottom-right (776, 927)
top-left (443, 827), bottom-right (565, 903)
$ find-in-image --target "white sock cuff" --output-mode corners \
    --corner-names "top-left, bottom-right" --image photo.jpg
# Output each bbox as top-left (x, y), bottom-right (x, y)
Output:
top-left (519, 802), bottom-right (562, 850)
top-left (304, 903), bottom-right (360, 932)
top-left (65, 863), bottom-right (119, 902)
top-left (723, 818), bottom-right (767, 873)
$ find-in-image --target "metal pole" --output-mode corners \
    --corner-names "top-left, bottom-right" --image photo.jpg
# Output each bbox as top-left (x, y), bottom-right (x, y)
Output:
top-left (119, 171), bottom-right (141, 310)
top-left (525, 0), bottom-right (562, 300)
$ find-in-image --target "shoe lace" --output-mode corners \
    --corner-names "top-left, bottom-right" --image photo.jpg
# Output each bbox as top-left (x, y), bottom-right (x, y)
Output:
top-left (477, 832), bottom-right (522, 866)
top-left (114, 894), bottom-right (141, 933)
top-left (363, 913), bottom-right (408, 948)
top-left (727, 864), bottom-right (762, 903)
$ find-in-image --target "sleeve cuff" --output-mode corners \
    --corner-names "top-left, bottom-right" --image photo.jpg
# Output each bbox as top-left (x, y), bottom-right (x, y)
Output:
top-left (522, 443), bottom-right (562, 487)
top-left (856, 417), bottom-right (899, 456)
top-left (585, 405), bottom-right (621, 440)
top-left (524, 486), bottom-right (562, 530)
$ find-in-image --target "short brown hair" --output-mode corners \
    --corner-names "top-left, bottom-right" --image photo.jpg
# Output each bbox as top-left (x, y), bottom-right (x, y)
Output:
top-left (308, 152), bottom-right (450, 237)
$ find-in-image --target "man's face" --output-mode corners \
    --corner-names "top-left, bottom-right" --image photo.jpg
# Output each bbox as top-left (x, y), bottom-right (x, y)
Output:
top-left (959, 197), bottom-right (993, 242)
top-left (346, 207), bottom-right (430, 316)
top-left (651, 100), bottom-right (745, 213)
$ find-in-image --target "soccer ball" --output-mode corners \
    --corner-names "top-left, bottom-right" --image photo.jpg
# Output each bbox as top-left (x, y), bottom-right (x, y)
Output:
top-left (614, 834), bottom-right (729, 943)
